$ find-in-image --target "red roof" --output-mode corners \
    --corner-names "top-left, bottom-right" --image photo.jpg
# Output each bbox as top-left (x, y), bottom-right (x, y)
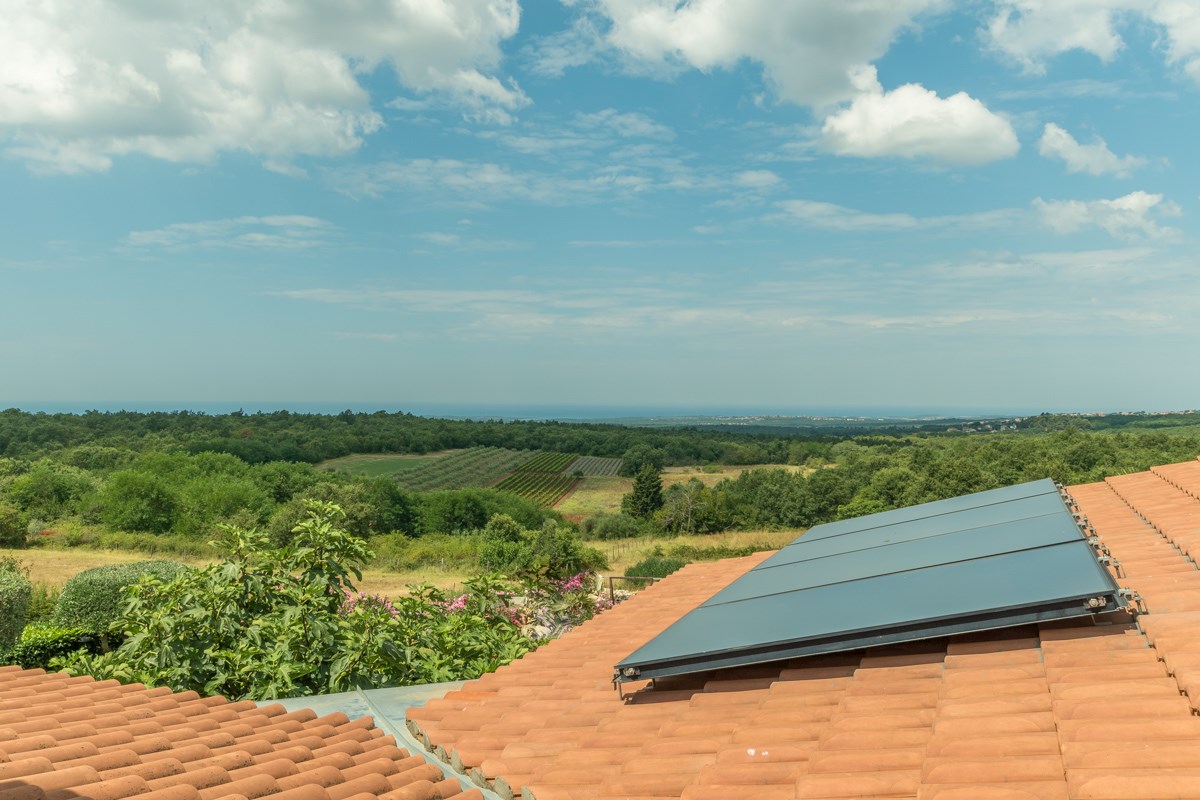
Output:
top-left (0, 660), bottom-right (483, 800)
top-left (405, 458), bottom-right (1200, 800)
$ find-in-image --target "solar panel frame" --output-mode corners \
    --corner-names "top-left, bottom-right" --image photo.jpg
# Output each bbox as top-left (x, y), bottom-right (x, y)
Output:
top-left (615, 479), bottom-right (1127, 683)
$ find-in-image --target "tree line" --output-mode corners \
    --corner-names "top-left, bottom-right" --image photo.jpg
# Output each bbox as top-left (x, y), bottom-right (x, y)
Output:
top-left (1, 408), bottom-right (1198, 548)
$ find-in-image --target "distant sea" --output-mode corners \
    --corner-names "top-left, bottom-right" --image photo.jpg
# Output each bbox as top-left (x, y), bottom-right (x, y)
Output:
top-left (8, 401), bottom-right (1051, 421)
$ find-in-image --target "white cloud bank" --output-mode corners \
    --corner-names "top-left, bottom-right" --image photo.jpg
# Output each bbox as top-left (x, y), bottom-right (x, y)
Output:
top-left (1035, 191), bottom-right (1181, 240)
top-left (559, 2), bottom-right (1014, 166)
top-left (125, 216), bottom-right (334, 250)
top-left (986, 1), bottom-right (1200, 81)
top-left (581, 0), bottom-right (945, 108)
top-left (821, 67), bottom-right (1019, 165)
top-left (1038, 123), bottom-right (1146, 176)
top-left (0, 0), bottom-right (524, 173)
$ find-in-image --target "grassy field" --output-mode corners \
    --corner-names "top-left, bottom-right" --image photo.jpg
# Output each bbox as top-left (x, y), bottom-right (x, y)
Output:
top-left (4, 545), bottom-right (472, 596)
top-left (592, 528), bottom-right (796, 576)
top-left (662, 463), bottom-right (804, 487)
top-left (2, 547), bottom-right (211, 589)
top-left (3, 524), bottom-right (799, 600)
top-left (555, 476), bottom-right (632, 517)
top-left (555, 464), bottom-right (805, 518)
top-left (317, 451), bottom-right (458, 477)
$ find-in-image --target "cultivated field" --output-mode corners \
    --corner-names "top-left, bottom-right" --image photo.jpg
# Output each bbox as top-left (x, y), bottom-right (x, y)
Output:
top-left (565, 456), bottom-right (623, 476)
top-left (493, 472), bottom-right (580, 507)
top-left (318, 451), bottom-right (456, 477)
top-left (393, 447), bottom-right (535, 491)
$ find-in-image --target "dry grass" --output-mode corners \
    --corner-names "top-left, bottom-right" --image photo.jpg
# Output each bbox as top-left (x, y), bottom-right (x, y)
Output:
top-left (2, 547), bottom-right (210, 589)
top-left (357, 567), bottom-right (470, 597)
top-left (556, 465), bottom-right (805, 519)
top-left (661, 464), bottom-right (804, 488)
top-left (584, 528), bottom-right (798, 576)
top-left (554, 476), bottom-right (632, 517)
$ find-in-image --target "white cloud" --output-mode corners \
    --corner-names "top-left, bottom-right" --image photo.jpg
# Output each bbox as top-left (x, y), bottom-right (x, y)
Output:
top-left (125, 216), bottom-right (333, 250)
top-left (0, 0), bottom-right (524, 173)
top-left (562, 0), bottom-right (947, 108)
top-left (777, 200), bottom-right (921, 232)
top-left (413, 231), bottom-right (523, 251)
top-left (332, 158), bottom-right (617, 203)
top-left (986, 1), bottom-right (1200, 81)
top-left (1035, 191), bottom-right (1182, 240)
top-left (1038, 123), bottom-right (1146, 176)
top-left (776, 191), bottom-right (1182, 241)
top-left (733, 170), bottom-right (783, 190)
top-left (333, 153), bottom-right (779, 207)
top-left (820, 67), bottom-right (1019, 165)
top-left (774, 199), bottom-right (1020, 233)
top-left (575, 109), bottom-right (674, 139)
top-left (525, 14), bottom-right (606, 77)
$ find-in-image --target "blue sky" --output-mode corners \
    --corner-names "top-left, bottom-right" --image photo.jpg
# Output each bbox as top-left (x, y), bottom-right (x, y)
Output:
top-left (1, 1), bottom-right (1197, 415)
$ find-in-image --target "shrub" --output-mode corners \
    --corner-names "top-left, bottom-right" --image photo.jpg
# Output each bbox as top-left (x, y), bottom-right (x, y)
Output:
top-left (26, 581), bottom-right (60, 623)
top-left (54, 560), bottom-right (189, 633)
top-left (9, 622), bottom-right (96, 668)
top-left (0, 568), bottom-right (31, 652)
top-left (479, 538), bottom-right (534, 574)
top-left (581, 512), bottom-right (642, 540)
top-left (0, 501), bottom-right (24, 548)
top-left (369, 533), bottom-right (480, 572)
top-left (477, 515), bottom-right (607, 580)
top-left (664, 541), bottom-right (777, 561)
top-left (625, 549), bottom-right (688, 579)
top-left (527, 525), bottom-right (607, 579)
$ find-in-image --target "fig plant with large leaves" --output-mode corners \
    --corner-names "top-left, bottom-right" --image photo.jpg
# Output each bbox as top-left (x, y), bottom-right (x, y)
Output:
top-left (56, 501), bottom-right (533, 700)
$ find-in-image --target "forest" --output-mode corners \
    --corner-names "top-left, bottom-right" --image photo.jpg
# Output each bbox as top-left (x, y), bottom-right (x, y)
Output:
top-left (0, 407), bottom-right (1197, 550)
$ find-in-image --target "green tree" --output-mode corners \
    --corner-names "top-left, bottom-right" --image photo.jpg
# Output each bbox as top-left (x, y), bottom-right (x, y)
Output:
top-left (618, 445), bottom-right (666, 477)
top-left (0, 500), bottom-right (24, 547)
top-left (100, 470), bottom-right (178, 533)
top-left (655, 478), bottom-right (729, 535)
top-left (7, 460), bottom-right (95, 520)
top-left (622, 465), bottom-right (664, 519)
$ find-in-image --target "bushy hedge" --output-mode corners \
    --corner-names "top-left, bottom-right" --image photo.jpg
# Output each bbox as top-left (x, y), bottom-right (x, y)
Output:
top-left (8, 622), bottom-right (96, 668)
top-left (0, 568), bottom-right (31, 651)
top-left (625, 550), bottom-right (688, 579)
top-left (580, 512), bottom-right (643, 540)
top-left (54, 560), bottom-right (189, 632)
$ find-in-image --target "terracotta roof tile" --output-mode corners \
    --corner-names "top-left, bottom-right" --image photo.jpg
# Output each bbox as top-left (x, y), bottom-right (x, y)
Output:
top-left (0, 674), bottom-right (467, 800)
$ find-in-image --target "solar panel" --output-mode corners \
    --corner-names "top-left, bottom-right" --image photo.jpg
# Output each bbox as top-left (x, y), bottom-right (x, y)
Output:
top-left (615, 479), bottom-right (1128, 683)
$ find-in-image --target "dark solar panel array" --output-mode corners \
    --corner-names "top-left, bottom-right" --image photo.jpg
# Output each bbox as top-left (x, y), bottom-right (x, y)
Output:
top-left (616, 479), bottom-right (1128, 682)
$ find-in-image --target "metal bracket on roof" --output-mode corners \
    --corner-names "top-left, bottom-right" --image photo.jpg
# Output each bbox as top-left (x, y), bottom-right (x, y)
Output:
top-left (1087, 535), bottom-right (1111, 557)
top-left (1096, 554), bottom-right (1124, 578)
top-left (614, 666), bottom-right (641, 696)
top-left (1118, 588), bottom-right (1147, 615)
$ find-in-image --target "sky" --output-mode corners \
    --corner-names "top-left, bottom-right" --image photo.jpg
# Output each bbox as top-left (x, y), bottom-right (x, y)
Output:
top-left (1, 0), bottom-right (1198, 415)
